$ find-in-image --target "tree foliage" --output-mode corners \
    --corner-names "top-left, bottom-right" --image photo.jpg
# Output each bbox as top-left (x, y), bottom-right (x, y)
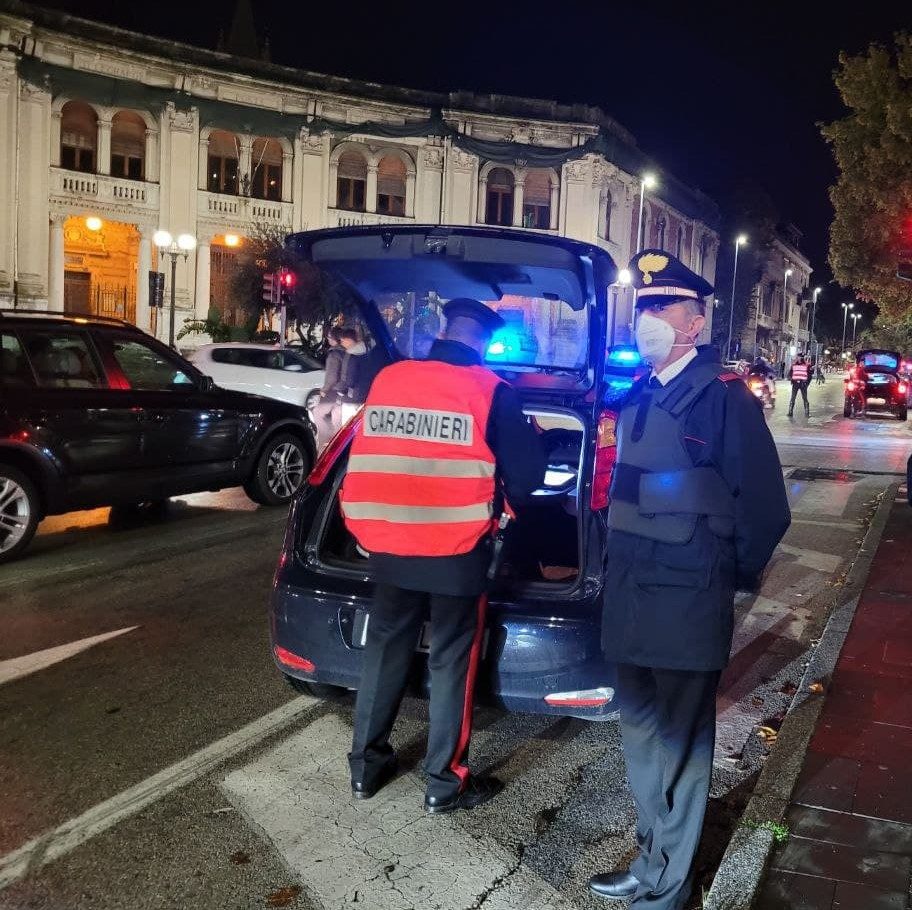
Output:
top-left (823, 33), bottom-right (912, 317)
top-left (857, 311), bottom-right (912, 353)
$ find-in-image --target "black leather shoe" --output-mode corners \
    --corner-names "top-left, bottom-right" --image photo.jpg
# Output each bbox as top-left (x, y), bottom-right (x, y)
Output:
top-left (588, 871), bottom-right (639, 899)
top-left (351, 761), bottom-right (398, 800)
top-left (425, 775), bottom-right (504, 814)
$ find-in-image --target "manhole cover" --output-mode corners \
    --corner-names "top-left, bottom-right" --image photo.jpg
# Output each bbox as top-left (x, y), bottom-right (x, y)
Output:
top-left (789, 468), bottom-right (860, 483)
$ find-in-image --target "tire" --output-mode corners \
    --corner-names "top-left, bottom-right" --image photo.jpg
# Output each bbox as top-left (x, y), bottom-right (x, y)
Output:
top-left (284, 674), bottom-right (350, 700)
top-left (843, 398), bottom-right (853, 418)
top-left (0, 465), bottom-right (41, 564)
top-left (305, 389), bottom-right (320, 413)
top-left (245, 432), bottom-right (310, 507)
top-left (898, 407), bottom-right (908, 422)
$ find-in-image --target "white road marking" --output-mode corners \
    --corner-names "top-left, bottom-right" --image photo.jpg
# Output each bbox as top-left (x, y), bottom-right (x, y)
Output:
top-left (788, 481), bottom-right (855, 518)
top-left (776, 543), bottom-right (843, 573)
top-left (0, 695), bottom-right (318, 891)
top-left (220, 714), bottom-right (571, 910)
top-left (0, 627), bottom-right (139, 687)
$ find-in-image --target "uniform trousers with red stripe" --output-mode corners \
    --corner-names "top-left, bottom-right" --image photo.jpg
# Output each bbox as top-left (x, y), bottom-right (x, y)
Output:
top-left (348, 583), bottom-right (486, 800)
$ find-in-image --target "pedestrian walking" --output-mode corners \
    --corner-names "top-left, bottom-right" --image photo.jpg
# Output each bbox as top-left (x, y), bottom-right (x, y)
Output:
top-left (588, 250), bottom-right (791, 909)
top-left (340, 298), bottom-right (545, 813)
top-left (788, 354), bottom-right (811, 417)
top-left (815, 360), bottom-right (825, 384)
top-left (313, 327), bottom-right (346, 449)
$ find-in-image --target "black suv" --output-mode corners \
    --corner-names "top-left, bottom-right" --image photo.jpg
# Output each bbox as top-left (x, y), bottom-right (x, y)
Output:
top-left (0, 312), bottom-right (316, 563)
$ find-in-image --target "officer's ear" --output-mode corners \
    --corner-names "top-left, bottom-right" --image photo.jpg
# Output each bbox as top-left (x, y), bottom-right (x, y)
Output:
top-left (688, 313), bottom-right (706, 339)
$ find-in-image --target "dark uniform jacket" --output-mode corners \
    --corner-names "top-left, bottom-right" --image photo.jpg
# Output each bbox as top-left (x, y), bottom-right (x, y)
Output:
top-left (601, 346), bottom-right (791, 671)
top-left (370, 340), bottom-right (546, 597)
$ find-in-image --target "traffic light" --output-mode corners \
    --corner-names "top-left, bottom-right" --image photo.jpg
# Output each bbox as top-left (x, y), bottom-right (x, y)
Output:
top-left (262, 272), bottom-right (278, 306)
top-left (278, 269), bottom-right (296, 307)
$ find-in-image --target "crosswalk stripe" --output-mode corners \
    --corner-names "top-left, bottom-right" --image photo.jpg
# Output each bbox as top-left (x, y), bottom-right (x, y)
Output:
top-left (220, 713), bottom-right (573, 910)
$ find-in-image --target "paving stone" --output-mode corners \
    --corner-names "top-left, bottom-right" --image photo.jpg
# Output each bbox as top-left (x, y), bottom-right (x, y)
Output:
top-left (792, 751), bottom-right (862, 813)
top-left (823, 670), bottom-right (912, 727)
top-left (769, 837), bottom-right (908, 892)
top-left (754, 870), bottom-right (835, 910)
top-left (832, 880), bottom-right (909, 909)
top-left (853, 760), bottom-right (912, 826)
top-left (809, 714), bottom-right (912, 765)
top-left (784, 805), bottom-right (912, 854)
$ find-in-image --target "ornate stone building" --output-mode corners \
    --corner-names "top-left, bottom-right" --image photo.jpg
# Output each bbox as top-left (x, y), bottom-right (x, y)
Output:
top-left (0, 0), bottom-right (720, 345)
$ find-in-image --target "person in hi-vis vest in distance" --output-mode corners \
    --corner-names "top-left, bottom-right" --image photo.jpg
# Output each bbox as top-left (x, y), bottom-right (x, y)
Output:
top-left (340, 298), bottom-right (545, 813)
top-left (588, 251), bottom-right (790, 909)
top-left (788, 353), bottom-right (811, 418)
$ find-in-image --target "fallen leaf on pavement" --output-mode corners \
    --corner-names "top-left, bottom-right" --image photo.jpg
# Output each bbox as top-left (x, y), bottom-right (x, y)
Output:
top-left (266, 886), bottom-right (301, 907)
top-left (809, 681), bottom-right (825, 694)
top-left (757, 726), bottom-right (778, 743)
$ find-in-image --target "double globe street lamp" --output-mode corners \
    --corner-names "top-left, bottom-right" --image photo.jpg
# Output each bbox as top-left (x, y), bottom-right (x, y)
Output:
top-left (841, 301), bottom-right (855, 354)
top-left (636, 173), bottom-right (658, 253)
top-left (153, 230), bottom-right (197, 349)
top-left (726, 234), bottom-right (748, 361)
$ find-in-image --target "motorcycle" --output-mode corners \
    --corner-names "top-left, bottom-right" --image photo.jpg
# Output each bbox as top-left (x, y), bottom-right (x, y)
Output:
top-left (748, 373), bottom-right (776, 409)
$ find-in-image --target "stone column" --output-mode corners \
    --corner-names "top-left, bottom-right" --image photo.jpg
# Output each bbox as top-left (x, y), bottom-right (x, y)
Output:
top-left (477, 176), bottom-right (488, 224)
top-left (48, 215), bottom-right (65, 312)
top-left (328, 155), bottom-right (339, 209)
top-left (195, 241), bottom-right (210, 319)
top-left (144, 129), bottom-right (158, 182)
top-left (97, 115), bottom-right (112, 176)
top-left (366, 163), bottom-right (378, 213)
top-left (549, 181), bottom-right (559, 231)
top-left (238, 136), bottom-right (253, 193)
top-left (50, 109), bottom-right (62, 167)
top-left (512, 177), bottom-right (525, 228)
top-left (136, 227), bottom-right (152, 331)
top-left (0, 59), bottom-right (18, 302)
top-left (405, 169), bottom-right (416, 218)
top-left (281, 150), bottom-right (293, 203)
top-left (198, 136), bottom-right (210, 190)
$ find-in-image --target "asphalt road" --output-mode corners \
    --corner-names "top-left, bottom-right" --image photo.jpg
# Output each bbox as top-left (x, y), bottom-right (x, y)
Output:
top-left (0, 377), bottom-right (907, 910)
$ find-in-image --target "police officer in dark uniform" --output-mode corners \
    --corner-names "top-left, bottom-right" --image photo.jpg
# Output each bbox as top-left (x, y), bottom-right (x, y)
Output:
top-left (342, 298), bottom-right (546, 813)
top-left (589, 251), bottom-right (790, 909)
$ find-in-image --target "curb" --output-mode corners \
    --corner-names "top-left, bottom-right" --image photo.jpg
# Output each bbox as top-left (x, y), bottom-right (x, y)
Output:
top-left (703, 481), bottom-right (900, 910)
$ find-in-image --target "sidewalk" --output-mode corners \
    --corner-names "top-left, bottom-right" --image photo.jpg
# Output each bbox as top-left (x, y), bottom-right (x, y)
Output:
top-left (755, 488), bottom-right (912, 910)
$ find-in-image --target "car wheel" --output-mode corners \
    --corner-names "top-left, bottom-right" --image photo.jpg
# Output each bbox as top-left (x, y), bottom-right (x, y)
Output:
top-left (245, 433), bottom-right (310, 506)
top-left (0, 465), bottom-right (40, 564)
top-left (284, 674), bottom-right (350, 700)
top-left (305, 390), bottom-right (320, 413)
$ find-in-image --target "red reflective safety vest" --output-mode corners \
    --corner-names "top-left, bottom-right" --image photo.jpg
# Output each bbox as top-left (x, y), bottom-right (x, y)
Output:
top-left (791, 363), bottom-right (809, 382)
top-left (340, 359), bottom-right (504, 557)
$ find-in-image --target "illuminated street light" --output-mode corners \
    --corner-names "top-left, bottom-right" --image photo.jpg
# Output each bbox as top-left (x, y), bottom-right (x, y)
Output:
top-left (154, 229), bottom-right (197, 349)
top-left (841, 301), bottom-right (855, 352)
top-left (726, 234), bottom-right (748, 360)
top-left (85, 216), bottom-right (103, 232)
top-left (224, 234), bottom-right (240, 248)
top-left (636, 173), bottom-right (658, 253)
top-left (851, 312), bottom-right (861, 348)
top-left (810, 286), bottom-right (822, 362)
top-left (617, 268), bottom-right (632, 286)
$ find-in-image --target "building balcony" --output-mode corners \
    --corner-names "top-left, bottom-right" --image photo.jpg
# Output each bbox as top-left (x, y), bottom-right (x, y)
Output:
top-left (326, 208), bottom-right (414, 228)
top-left (198, 192), bottom-right (294, 229)
top-left (50, 167), bottom-right (160, 214)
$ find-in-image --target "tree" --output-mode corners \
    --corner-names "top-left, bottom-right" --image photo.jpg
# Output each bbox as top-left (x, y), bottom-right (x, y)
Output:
top-left (710, 182), bottom-right (781, 357)
top-left (857, 311), bottom-right (912, 352)
top-left (823, 33), bottom-right (912, 317)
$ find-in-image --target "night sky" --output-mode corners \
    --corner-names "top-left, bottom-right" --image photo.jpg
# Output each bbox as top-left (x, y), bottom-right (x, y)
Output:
top-left (35, 0), bottom-right (912, 331)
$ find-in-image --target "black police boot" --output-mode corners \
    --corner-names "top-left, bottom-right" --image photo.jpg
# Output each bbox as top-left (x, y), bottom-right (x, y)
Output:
top-left (787, 410), bottom-right (794, 418)
top-left (425, 775), bottom-right (504, 814)
top-left (588, 871), bottom-right (639, 899)
top-left (351, 760), bottom-right (398, 800)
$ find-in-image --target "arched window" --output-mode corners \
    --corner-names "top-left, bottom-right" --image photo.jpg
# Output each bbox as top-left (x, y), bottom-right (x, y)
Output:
top-left (696, 234), bottom-right (710, 274)
top-left (522, 169), bottom-right (552, 229)
top-left (337, 151), bottom-right (367, 211)
top-left (208, 130), bottom-right (240, 195)
top-left (251, 138), bottom-right (283, 201)
top-left (675, 224), bottom-right (686, 259)
top-left (377, 155), bottom-right (407, 216)
top-left (485, 167), bottom-right (514, 226)
top-left (655, 215), bottom-right (667, 251)
top-left (60, 101), bottom-right (97, 173)
top-left (603, 190), bottom-right (612, 241)
top-left (110, 111), bottom-right (146, 180)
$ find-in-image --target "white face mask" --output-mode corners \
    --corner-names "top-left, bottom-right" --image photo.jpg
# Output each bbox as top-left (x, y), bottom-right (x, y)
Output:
top-left (635, 312), bottom-right (695, 364)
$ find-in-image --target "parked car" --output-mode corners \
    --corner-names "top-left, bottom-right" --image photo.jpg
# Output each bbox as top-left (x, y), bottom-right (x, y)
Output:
top-left (0, 313), bottom-right (317, 563)
top-left (269, 225), bottom-right (623, 719)
top-left (844, 349), bottom-right (908, 420)
top-left (189, 343), bottom-right (326, 412)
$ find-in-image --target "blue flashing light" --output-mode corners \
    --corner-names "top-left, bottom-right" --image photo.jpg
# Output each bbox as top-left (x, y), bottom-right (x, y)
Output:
top-left (606, 346), bottom-right (641, 367)
top-left (487, 340), bottom-right (506, 356)
top-left (486, 330), bottom-right (522, 360)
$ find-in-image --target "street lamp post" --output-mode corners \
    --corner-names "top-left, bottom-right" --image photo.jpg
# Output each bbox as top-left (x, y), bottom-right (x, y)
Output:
top-left (841, 301), bottom-right (855, 353)
top-left (851, 312), bottom-right (861, 348)
top-left (726, 234), bottom-right (748, 360)
top-left (636, 173), bottom-right (657, 253)
top-left (153, 230), bottom-right (197, 349)
top-left (782, 268), bottom-right (793, 368)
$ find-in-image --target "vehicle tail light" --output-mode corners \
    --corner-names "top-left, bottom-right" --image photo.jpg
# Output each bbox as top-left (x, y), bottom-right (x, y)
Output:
top-left (591, 410), bottom-right (618, 511)
top-left (308, 414), bottom-right (362, 486)
top-left (846, 381), bottom-right (856, 392)
top-left (900, 383), bottom-right (908, 395)
top-left (545, 686), bottom-right (615, 708)
top-left (274, 646), bottom-right (316, 673)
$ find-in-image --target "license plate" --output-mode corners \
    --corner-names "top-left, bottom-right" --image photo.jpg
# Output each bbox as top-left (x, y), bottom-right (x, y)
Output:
top-left (352, 609), bottom-right (489, 656)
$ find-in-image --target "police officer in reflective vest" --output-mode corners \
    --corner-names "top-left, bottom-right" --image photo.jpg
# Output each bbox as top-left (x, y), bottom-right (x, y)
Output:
top-left (341, 298), bottom-right (545, 813)
top-left (788, 353), bottom-right (811, 417)
top-left (589, 252), bottom-right (791, 908)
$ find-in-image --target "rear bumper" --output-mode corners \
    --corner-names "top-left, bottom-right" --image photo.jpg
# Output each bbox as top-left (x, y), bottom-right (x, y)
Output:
top-left (269, 582), bottom-right (617, 720)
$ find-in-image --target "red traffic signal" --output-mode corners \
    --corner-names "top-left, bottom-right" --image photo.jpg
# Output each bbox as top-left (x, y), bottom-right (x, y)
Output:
top-left (280, 270), bottom-right (296, 289)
